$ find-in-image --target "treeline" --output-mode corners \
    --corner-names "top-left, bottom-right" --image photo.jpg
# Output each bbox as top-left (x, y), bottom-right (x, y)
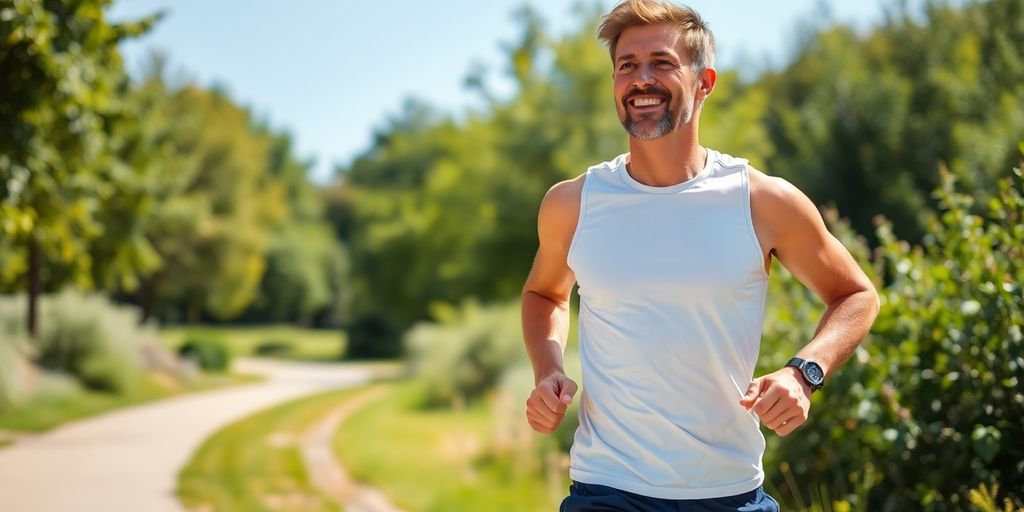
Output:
top-left (337, 0), bottom-right (1024, 339)
top-left (0, 0), bottom-right (346, 334)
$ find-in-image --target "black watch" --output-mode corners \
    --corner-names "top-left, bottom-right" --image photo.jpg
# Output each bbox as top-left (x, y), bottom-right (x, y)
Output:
top-left (786, 357), bottom-right (825, 392)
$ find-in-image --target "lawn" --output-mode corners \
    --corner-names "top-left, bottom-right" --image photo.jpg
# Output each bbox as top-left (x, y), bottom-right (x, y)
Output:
top-left (0, 371), bottom-right (258, 433)
top-left (333, 381), bottom-right (566, 512)
top-left (159, 325), bottom-right (346, 362)
top-left (178, 386), bottom-right (373, 512)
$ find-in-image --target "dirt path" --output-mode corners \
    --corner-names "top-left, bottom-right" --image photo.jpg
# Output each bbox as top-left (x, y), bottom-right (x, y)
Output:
top-left (0, 358), bottom-right (395, 512)
top-left (300, 386), bottom-right (405, 512)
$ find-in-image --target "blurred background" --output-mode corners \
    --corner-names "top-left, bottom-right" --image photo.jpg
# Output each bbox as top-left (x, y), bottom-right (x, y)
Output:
top-left (0, 0), bottom-right (1022, 511)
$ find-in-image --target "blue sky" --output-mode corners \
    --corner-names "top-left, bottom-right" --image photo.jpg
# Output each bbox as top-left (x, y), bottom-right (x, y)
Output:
top-left (107, 0), bottom-right (907, 183)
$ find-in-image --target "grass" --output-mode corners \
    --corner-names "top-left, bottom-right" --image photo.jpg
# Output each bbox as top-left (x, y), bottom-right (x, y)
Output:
top-left (333, 381), bottom-right (565, 512)
top-left (178, 386), bottom-right (372, 512)
top-left (0, 371), bottom-right (259, 433)
top-left (159, 325), bottom-right (347, 362)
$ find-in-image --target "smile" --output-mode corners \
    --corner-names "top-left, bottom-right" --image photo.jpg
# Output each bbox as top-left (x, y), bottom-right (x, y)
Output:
top-left (631, 97), bottom-right (663, 107)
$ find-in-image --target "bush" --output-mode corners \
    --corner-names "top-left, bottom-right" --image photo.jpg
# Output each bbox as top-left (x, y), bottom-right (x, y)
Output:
top-left (345, 312), bottom-right (402, 359)
top-left (178, 332), bottom-right (231, 372)
top-left (406, 300), bottom-right (527, 407)
top-left (253, 339), bottom-right (294, 357)
top-left (30, 291), bottom-right (150, 393)
top-left (762, 162), bottom-right (1024, 510)
top-left (0, 296), bottom-right (31, 404)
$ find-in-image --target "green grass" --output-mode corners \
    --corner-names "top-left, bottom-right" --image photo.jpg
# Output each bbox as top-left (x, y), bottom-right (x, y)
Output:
top-left (0, 371), bottom-right (259, 432)
top-left (333, 381), bottom-right (565, 512)
top-left (159, 325), bottom-right (347, 362)
top-left (178, 386), bottom-right (372, 512)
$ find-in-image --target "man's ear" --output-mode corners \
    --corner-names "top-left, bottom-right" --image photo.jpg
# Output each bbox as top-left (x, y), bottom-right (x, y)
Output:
top-left (699, 67), bottom-right (717, 99)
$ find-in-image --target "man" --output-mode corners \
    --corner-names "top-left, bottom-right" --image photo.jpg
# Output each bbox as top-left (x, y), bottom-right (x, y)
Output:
top-left (520, 1), bottom-right (880, 510)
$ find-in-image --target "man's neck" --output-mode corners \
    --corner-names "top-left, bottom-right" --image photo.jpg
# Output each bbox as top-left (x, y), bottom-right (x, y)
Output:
top-left (625, 130), bottom-right (706, 187)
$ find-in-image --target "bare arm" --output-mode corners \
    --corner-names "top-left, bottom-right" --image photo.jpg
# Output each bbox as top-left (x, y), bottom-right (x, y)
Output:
top-left (741, 167), bottom-right (880, 435)
top-left (521, 175), bottom-right (584, 433)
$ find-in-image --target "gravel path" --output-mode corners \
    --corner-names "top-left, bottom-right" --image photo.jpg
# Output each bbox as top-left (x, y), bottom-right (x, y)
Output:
top-left (0, 358), bottom-right (391, 512)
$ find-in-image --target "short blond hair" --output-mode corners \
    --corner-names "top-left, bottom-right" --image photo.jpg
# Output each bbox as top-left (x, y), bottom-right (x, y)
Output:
top-left (598, 0), bottom-right (715, 74)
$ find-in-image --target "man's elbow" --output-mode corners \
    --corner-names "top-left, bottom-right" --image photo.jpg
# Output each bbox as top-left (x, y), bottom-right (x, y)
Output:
top-left (861, 282), bottom-right (881, 321)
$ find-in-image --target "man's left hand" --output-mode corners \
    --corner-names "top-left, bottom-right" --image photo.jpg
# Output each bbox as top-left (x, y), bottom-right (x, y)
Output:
top-left (739, 367), bottom-right (812, 436)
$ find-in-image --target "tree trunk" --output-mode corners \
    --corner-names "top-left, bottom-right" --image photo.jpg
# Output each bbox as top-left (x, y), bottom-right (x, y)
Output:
top-left (138, 277), bottom-right (158, 323)
top-left (27, 237), bottom-right (41, 339)
top-left (186, 301), bottom-right (200, 325)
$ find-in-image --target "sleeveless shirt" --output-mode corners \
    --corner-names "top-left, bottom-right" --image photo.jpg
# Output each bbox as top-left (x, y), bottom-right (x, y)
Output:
top-left (566, 149), bottom-right (770, 499)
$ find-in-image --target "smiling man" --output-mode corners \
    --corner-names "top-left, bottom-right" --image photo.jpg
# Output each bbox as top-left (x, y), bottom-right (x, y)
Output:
top-left (520, 1), bottom-right (880, 510)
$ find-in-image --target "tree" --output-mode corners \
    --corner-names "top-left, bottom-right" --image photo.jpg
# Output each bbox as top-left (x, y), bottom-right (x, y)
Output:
top-left (138, 86), bottom-right (282, 323)
top-left (0, 0), bottom-right (158, 336)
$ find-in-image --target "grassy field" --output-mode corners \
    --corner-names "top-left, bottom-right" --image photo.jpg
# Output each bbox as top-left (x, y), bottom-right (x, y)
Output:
top-left (178, 386), bottom-right (373, 512)
top-left (0, 371), bottom-right (258, 432)
top-left (333, 381), bottom-right (565, 512)
top-left (159, 325), bottom-right (347, 362)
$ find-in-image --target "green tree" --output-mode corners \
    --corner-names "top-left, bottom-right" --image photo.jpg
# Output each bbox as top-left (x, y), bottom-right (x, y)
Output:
top-left (136, 85), bottom-right (282, 323)
top-left (763, 0), bottom-right (1024, 243)
top-left (0, 0), bottom-right (158, 336)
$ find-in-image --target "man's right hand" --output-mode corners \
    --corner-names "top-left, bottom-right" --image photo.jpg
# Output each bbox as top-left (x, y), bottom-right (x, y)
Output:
top-left (526, 372), bottom-right (578, 433)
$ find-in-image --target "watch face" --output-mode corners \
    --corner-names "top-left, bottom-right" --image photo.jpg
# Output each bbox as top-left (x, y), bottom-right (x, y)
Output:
top-left (804, 362), bottom-right (825, 384)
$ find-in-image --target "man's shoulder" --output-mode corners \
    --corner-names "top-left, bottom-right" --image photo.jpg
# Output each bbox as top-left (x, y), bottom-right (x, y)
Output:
top-left (540, 153), bottom-right (627, 219)
top-left (747, 164), bottom-right (827, 246)
top-left (746, 164), bottom-right (809, 208)
top-left (542, 174), bottom-right (585, 214)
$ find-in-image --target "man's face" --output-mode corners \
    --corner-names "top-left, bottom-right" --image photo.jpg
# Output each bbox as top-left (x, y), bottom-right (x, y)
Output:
top-left (612, 23), bottom-right (701, 140)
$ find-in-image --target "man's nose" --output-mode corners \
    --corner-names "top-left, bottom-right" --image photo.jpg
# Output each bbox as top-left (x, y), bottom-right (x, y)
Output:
top-left (633, 66), bottom-right (656, 87)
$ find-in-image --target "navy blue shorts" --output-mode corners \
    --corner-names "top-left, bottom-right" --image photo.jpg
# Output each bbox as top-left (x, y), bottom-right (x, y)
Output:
top-left (560, 481), bottom-right (780, 512)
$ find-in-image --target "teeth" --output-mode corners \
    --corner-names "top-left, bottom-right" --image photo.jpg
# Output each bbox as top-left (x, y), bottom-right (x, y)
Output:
top-left (632, 97), bottom-right (662, 107)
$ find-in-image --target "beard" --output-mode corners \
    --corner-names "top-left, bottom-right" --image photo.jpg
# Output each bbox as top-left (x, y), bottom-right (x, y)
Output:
top-left (620, 85), bottom-right (696, 141)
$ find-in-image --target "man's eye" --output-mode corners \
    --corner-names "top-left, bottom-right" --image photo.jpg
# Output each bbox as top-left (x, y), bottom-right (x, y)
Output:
top-left (619, 62), bottom-right (636, 71)
top-left (656, 60), bottom-right (674, 68)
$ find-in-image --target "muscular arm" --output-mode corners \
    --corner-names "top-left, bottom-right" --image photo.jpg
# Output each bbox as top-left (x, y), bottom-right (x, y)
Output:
top-left (741, 167), bottom-right (880, 435)
top-left (521, 176), bottom-right (584, 433)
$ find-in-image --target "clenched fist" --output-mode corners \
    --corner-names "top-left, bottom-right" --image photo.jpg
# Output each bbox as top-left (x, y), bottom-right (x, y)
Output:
top-left (526, 371), bottom-right (578, 433)
top-left (739, 366), bottom-right (812, 437)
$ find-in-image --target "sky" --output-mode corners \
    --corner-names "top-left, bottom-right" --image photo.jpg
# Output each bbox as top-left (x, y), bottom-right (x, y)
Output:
top-left (106, 0), bottom-right (908, 183)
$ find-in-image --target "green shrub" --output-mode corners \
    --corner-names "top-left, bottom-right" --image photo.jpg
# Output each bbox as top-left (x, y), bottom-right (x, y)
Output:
top-left (178, 332), bottom-right (231, 372)
top-left (253, 339), bottom-right (294, 357)
top-left (31, 291), bottom-right (150, 393)
top-left (762, 162), bottom-right (1024, 510)
top-left (0, 296), bottom-right (31, 404)
top-left (406, 300), bottom-right (527, 407)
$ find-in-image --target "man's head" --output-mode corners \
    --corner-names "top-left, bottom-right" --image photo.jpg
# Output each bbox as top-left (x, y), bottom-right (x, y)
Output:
top-left (599, 0), bottom-right (715, 77)
top-left (599, 0), bottom-right (716, 140)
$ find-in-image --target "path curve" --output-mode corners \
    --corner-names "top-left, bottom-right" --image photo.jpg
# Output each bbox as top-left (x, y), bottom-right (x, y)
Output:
top-left (300, 386), bottom-right (405, 512)
top-left (0, 358), bottom-right (394, 512)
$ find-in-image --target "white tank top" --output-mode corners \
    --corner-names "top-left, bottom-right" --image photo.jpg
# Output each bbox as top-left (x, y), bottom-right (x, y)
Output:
top-left (566, 149), bottom-right (769, 499)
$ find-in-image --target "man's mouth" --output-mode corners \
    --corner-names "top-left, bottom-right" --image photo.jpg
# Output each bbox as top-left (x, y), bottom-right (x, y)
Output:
top-left (626, 93), bottom-right (669, 109)
top-left (631, 97), bottom-right (663, 107)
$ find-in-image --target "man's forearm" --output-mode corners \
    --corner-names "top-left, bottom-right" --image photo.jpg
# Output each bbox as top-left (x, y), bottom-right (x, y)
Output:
top-left (522, 290), bottom-right (571, 383)
top-left (797, 288), bottom-right (880, 375)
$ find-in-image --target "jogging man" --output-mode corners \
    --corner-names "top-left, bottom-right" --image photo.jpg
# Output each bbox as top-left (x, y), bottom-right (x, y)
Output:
top-left (521, 1), bottom-right (880, 510)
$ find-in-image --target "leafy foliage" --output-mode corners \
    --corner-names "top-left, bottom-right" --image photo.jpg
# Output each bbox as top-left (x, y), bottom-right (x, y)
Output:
top-left (762, 0), bottom-right (1024, 242)
top-left (406, 300), bottom-right (527, 407)
top-left (762, 158), bottom-right (1024, 511)
top-left (0, 0), bottom-right (159, 334)
top-left (178, 331), bottom-right (231, 372)
top-left (0, 291), bottom-right (154, 393)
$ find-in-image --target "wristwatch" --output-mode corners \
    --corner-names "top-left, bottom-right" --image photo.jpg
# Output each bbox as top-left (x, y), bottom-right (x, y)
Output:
top-left (786, 357), bottom-right (825, 392)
